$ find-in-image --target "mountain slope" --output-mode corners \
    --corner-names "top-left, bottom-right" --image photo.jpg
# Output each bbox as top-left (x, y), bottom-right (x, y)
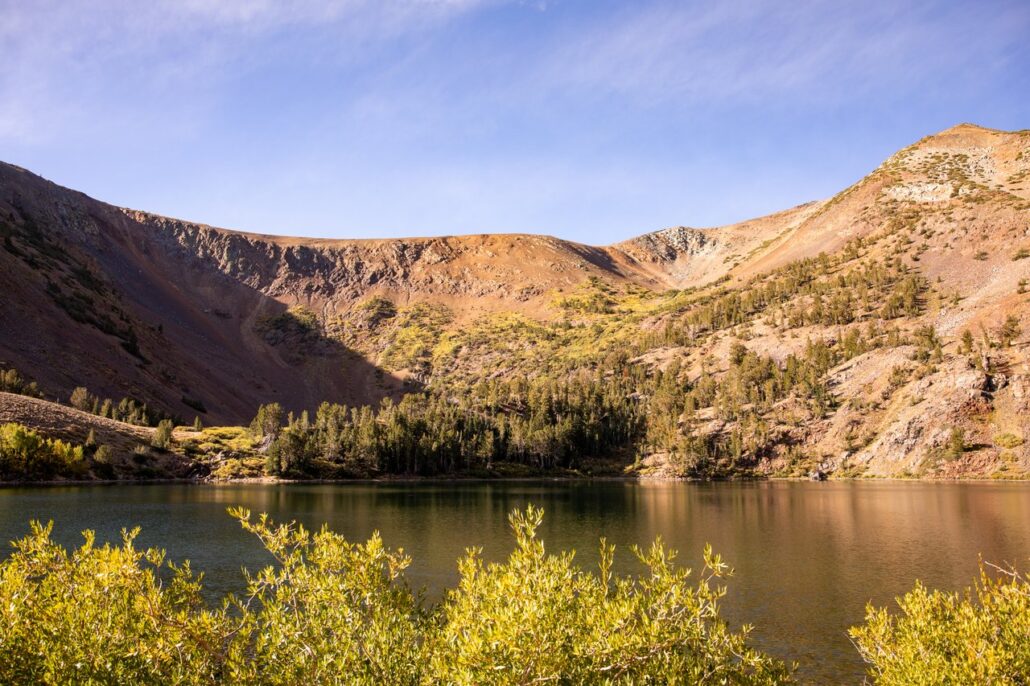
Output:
top-left (2, 124), bottom-right (1029, 483)
top-left (0, 161), bottom-right (726, 423)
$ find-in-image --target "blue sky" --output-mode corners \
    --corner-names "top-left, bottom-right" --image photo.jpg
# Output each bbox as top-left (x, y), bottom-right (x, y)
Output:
top-left (1, 0), bottom-right (1027, 244)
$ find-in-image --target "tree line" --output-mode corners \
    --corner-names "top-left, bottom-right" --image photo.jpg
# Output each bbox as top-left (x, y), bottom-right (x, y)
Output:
top-left (252, 371), bottom-right (645, 477)
top-left (249, 319), bottom-right (901, 478)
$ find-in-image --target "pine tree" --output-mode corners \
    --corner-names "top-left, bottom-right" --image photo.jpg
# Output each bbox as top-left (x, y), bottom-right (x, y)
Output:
top-left (151, 420), bottom-right (174, 450)
top-left (70, 387), bottom-right (95, 412)
top-left (960, 329), bottom-right (975, 354)
top-left (948, 428), bottom-right (965, 460)
top-left (250, 403), bottom-right (285, 440)
top-left (999, 315), bottom-right (1022, 347)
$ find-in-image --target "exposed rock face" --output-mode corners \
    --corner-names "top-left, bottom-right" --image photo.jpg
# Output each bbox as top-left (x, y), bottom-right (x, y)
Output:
top-left (884, 182), bottom-right (960, 202)
top-left (838, 359), bottom-right (992, 476)
top-left (620, 226), bottom-right (716, 262)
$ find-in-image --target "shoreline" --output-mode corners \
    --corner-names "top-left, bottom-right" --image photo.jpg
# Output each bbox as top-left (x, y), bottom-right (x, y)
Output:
top-left (2, 473), bottom-right (1028, 488)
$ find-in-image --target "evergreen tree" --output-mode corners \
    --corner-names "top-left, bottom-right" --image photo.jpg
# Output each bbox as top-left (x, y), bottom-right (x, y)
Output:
top-left (151, 420), bottom-right (174, 450)
top-left (69, 387), bottom-right (95, 412)
top-left (999, 315), bottom-right (1022, 347)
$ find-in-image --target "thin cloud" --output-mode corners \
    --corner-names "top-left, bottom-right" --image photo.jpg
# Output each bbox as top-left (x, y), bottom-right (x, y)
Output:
top-left (163, 0), bottom-right (497, 31)
top-left (0, 0), bottom-right (497, 143)
top-left (537, 0), bottom-right (1030, 106)
top-left (0, 0), bottom-right (1025, 241)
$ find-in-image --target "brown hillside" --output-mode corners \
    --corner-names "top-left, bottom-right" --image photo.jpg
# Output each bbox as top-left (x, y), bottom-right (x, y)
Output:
top-left (0, 160), bottom-right (722, 423)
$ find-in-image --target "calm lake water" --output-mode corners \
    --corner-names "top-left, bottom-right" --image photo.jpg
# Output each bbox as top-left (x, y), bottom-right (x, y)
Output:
top-left (1, 480), bottom-right (1028, 683)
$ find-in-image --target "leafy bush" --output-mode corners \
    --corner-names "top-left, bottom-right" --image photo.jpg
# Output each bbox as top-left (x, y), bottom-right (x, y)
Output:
top-left (0, 423), bottom-right (87, 480)
top-left (0, 523), bottom-right (237, 685)
top-left (151, 419), bottom-right (174, 450)
top-left (994, 433), bottom-right (1024, 449)
top-left (256, 306), bottom-right (323, 352)
top-left (228, 508), bottom-right (424, 685)
top-left (426, 505), bottom-right (791, 684)
top-left (359, 296), bottom-right (398, 326)
top-left (379, 302), bottom-right (454, 374)
top-left (850, 565), bottom-right (1030, 685)
top-left (0, 507), bottom-right (792, 684)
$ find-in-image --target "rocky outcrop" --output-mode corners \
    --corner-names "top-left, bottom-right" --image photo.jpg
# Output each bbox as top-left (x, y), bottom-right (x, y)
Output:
top-left (619, 226), bottom-right (716, 262)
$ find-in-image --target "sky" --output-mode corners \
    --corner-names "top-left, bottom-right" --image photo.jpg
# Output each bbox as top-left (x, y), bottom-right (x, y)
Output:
top-left (1, 0), bottom-right (1028, 244)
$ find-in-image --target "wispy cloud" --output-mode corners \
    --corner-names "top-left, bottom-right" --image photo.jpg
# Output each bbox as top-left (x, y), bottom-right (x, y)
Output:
top-left (0, 0), bottom-right (496, 143)
top-left (536, 0), bottom-right (1030, 106)
top-left (0, 0), bottom-right (1026, 241)
top-left (162, 0), bottom-right (499, 32)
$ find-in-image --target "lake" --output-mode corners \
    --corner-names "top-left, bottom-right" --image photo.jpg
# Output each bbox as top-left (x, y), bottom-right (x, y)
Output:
top-left (1, 480), bottom-right (1028, 683)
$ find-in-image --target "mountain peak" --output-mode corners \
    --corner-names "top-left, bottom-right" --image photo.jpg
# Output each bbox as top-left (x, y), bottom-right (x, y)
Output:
top-left (919, 122), bottom-right (1008, 147)
top-left (937, 122), bottom-right (994, 134)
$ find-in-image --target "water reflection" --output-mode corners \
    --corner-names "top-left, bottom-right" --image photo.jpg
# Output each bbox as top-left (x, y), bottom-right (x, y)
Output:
top-left (1, 480), bottom-right (1028, 683)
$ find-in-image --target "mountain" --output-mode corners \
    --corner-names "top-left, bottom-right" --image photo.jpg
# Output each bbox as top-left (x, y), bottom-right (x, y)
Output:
top-left (0, 152), bottom-right (811, 424)
top-left (2, 123), bottom-right (1030, 479)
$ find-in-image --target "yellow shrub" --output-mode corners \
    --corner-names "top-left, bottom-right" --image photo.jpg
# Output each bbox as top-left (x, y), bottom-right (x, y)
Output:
top-left (0, 423), bottom-right (87, 480)
top-left (850, 566), bottom-right (1030, 684)
top-left (0, 507), bottom-right (793, 684)
top-left (994, 433), bottom-right (1024, 449)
